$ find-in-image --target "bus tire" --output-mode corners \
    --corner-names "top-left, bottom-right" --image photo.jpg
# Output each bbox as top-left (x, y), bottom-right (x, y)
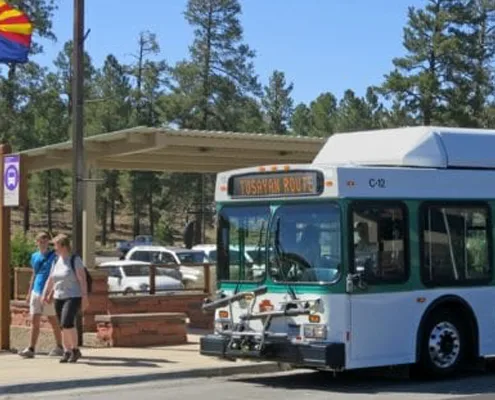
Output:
top-left (414, 309), bottom-right (466, 379)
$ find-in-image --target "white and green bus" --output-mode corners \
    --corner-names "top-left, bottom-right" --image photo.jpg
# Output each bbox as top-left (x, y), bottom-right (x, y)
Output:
top-left (200, 126), bottom-right (495, 378)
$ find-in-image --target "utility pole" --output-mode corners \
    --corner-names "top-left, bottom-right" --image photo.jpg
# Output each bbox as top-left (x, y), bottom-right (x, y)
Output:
top-left (72, 0), bottom-right (85, 346)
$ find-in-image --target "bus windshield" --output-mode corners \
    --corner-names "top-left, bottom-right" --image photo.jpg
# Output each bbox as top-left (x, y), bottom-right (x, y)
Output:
top-left (267, 202), bottom-right (341, 283)
top-left (217, 205), bottom-right (270, 282)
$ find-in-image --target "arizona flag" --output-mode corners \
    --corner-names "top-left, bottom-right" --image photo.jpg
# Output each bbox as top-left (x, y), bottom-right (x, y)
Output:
top-left (0, 1), bottom-right (33, 63)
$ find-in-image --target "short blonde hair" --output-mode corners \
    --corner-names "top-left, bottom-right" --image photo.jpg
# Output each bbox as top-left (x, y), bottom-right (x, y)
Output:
top-left (51, 233), bottom-right (71, 249)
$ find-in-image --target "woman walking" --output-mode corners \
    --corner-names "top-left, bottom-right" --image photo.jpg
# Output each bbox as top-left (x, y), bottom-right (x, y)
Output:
top-left (43, 233), bottom-right (89, 363)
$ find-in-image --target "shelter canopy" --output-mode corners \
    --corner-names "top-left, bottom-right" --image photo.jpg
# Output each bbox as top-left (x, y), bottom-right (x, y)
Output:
top-left (21, 127), bottom-right (326, 173)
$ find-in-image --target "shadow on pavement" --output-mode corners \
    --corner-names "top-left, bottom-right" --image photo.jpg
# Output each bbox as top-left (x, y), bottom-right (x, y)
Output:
top-left (79, 355), bottom-right (177, 368)
top-left (0, 360), bottom-right (276, 396)
top-left (0, 372), bottom-right (190, 396)
top-left (232, 366), bottom-right (495, 397)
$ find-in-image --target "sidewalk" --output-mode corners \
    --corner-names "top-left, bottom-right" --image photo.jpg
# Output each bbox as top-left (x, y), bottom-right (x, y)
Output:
top-left (0, 333), bottom-right (281, 397)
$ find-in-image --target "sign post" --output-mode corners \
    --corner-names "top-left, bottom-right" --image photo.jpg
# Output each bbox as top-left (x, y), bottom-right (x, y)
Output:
top-left (0, 150), bottom-right (27, 350)
top-left (0, 144), bottom-right (12, 350)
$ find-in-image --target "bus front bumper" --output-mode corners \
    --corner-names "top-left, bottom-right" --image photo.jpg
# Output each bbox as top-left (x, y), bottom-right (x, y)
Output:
top-left (200, 334), bottom-right (345, 370)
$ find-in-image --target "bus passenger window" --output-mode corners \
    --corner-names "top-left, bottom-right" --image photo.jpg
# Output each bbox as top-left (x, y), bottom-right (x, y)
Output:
top-left (421, 204), bottom-right (491, 285)
top-left (351, 203), bottom-right (407, 283)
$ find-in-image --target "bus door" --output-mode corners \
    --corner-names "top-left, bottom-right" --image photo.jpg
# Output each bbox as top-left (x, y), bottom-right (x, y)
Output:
top-left (348, 202), bottom-right (416, 368)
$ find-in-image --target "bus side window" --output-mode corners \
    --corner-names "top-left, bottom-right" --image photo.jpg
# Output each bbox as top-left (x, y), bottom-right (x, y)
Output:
top-left (421, 203), bottom-right (491, 285)
top-left (351, 202), bottom-right (408, 284)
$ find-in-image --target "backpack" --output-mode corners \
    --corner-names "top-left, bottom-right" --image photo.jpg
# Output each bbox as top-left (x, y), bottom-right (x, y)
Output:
top-left (69, 254), bottom-right (93, 294)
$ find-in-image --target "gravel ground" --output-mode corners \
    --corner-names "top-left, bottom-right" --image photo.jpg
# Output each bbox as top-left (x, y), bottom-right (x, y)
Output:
top-left (9, 326), bottom-right (105, 354)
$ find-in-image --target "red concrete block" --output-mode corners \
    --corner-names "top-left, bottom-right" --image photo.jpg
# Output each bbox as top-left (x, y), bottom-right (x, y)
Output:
top-left (95, 312), bottom-right (187, 347)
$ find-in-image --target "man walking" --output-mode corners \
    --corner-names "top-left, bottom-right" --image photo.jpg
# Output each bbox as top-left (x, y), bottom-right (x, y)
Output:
top-left (19, 231), bottom-right (63, 358)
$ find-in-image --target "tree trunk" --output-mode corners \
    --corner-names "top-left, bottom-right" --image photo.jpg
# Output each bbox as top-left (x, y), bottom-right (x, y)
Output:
top-left (101, 196), bottom-right (108, 246)
top-left (46, 171), bottom-right (52, 234)
top-left (132, 191), bottom-right (140, 237)
top-left (148, 184), bottom-right (154, 237)
top-left (109, 178), bottom-right (117, 232)
top-left (23, 200), bottom-right (30, 233)
top-left (110, 193), bottom-right (116, 232)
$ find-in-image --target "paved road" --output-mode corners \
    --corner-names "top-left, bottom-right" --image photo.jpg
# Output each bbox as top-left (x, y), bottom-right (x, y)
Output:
top-left (6, 368), bottom-right (495, 400)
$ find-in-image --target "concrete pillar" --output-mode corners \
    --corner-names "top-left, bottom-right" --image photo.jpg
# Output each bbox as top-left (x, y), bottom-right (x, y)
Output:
top-left (83, 173), bottom-right (96, 268)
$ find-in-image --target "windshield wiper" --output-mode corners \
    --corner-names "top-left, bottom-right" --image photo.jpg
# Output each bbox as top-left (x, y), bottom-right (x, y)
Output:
top-left (274, 217), bottom-right (297, 300)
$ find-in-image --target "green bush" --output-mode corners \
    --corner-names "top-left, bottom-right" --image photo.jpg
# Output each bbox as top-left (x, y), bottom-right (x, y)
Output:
top-left (156, 220), bottom-right (176, 245)
top-left (11, 232), bottom-right (36, 268)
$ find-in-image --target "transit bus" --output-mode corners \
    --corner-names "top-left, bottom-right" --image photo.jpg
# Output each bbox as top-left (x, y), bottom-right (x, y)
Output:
top-left (199, 126), bottom-right (495, 378)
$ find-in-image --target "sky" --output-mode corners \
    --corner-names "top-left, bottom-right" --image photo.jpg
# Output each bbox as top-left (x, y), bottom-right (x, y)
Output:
top-left (32, 0), bottom-right (429, 105)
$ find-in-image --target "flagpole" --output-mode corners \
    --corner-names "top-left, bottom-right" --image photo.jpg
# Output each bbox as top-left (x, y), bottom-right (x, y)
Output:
top-left (72, 0), bottom-right (85, 347)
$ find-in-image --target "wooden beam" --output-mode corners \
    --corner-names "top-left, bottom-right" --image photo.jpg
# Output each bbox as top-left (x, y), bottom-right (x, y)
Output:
top-left (94, 159), bottom-right (264, 173)
top-left (138, 147), bottom-right (317, 161)
top-left (101, 153), bottom-right (313, 166)
top-left (24, 156), bottom-right (71, 172)
top-left (162, 135), bottom-right (323, 153)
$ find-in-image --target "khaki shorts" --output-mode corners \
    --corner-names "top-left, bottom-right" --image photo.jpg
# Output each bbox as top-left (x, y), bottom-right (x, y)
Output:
top-left (29, 292), bottom-right (55, 316)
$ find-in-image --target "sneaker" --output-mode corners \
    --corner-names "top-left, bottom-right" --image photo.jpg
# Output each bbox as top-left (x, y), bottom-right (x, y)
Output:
top-left (18, 347), bottom-right (35, 358)
top-left (59, 351), bottom-right (71, 363)
top-left (68, 348), bottom-right (82, 363)
top-left (48, 346), bottom-right (64, 357)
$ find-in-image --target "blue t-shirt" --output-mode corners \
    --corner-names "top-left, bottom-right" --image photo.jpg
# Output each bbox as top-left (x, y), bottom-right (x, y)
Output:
top-left (31, 250), bottom-right (56, 295)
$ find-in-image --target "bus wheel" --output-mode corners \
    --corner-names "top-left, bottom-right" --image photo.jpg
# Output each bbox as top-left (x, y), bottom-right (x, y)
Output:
top-left (416, 310), bottom-right (466, 379)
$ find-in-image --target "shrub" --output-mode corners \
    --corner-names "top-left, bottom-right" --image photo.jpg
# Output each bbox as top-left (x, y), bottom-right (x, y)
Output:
top-left (11, 231), bottom-right (36, 268)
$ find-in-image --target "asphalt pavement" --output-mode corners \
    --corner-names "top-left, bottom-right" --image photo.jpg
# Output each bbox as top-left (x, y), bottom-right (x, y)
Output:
top-left (5, 367), bottom-right (495, 400)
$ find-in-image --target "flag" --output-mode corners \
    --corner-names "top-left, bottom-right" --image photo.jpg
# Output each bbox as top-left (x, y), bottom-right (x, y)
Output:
top-left (0, 1), bottom-right (33, 64)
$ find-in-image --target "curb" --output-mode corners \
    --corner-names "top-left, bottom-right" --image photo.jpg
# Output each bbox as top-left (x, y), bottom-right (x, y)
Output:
top-left (177, 361), bottom-right (282, 379)
top-left (0, 361), bottom-right (282, 397)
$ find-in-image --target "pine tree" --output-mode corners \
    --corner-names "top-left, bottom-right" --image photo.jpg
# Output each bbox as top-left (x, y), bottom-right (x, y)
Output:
top-left (53, 40), bottom-right (96, 121)
top-left (90, 55), bottom-right (133, 244)
top-left (182, 0), bottom-right (261, 130)
top-left (262, 70), bottom-right (294, 134)
top-left (380, 0), bottom-right (460, 125)
top-left (290, 103), bottom-right (311, 136)
top-left (26, 72), bottom-right (70, 232)
top-left (447, 0), bottom-right (495, 126)
top-left (308, 92), bottom-right (338, 137)
top-left (126, 32), bottom-right (168, 237)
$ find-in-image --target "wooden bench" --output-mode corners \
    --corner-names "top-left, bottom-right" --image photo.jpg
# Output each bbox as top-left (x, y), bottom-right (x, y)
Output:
top-left (95, 312), bottom-right (188, 347)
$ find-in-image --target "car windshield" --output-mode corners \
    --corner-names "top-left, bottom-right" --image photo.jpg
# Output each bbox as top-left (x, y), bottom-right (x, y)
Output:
top-left (217, 205), bottom-right (270, 282)
top-left (267, 202), bottom-right (341, 283)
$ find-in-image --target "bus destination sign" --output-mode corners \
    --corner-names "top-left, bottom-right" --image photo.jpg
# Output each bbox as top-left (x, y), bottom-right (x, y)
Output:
top-left (229, 170), bottom-right (322, 198)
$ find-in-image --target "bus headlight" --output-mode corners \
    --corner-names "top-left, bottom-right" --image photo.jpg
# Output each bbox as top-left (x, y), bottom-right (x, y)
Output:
top-left (303, 324), bottom-right (327, 339)
top-left (214, 319), bottom-right (232, 333)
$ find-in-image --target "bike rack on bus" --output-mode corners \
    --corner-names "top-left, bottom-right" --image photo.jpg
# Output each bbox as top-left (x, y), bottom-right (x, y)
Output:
top-left (202, 288), bottom-right (323, 353)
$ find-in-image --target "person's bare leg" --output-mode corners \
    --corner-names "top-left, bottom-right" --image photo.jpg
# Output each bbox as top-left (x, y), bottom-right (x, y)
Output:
top-left (19, 313), bottom-right (39, 358)
top-left (65, 327), bottom-right (77, 349)
top-left (48, 316), bottom-right (62, 347)
top-left (46, 315), bottom-right (64, 356)
top-left (29, 314), bottom-right (41, 349)
top-left (67, 327), bottom-right (81, 362)
top-left (61, 329), bottom-right (70, 350)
